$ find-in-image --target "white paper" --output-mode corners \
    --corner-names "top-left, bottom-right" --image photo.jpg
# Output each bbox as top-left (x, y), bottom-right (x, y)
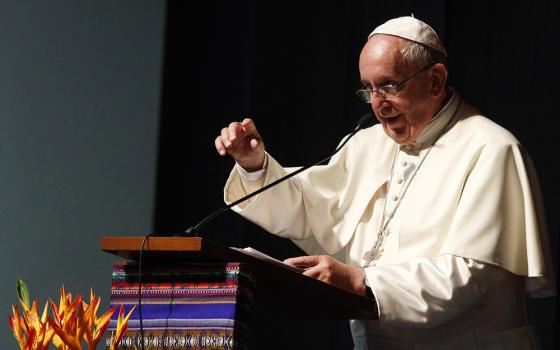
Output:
top-left (230, 246), bottom-right (304, 273)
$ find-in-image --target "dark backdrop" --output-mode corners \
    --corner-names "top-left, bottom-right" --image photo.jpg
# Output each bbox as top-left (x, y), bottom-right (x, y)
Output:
top-left (154, 1), bottom-right (559, 348)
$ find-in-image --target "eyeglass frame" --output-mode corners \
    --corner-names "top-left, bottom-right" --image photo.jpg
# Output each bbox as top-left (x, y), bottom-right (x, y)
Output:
top-left (356, 62), bottom-right (438, 104)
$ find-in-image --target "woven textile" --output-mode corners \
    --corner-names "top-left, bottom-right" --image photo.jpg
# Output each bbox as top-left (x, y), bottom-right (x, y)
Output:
top-left (106, 262), bottom-right (256, 350)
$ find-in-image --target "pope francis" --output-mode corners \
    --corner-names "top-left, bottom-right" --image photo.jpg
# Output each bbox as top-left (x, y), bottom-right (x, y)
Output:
top-left (214, 16), bottom-right (556, 350)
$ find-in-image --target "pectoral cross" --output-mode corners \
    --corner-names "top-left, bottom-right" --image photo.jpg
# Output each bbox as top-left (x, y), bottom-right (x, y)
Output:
top-left (362, 232), bottom-right (386, 267)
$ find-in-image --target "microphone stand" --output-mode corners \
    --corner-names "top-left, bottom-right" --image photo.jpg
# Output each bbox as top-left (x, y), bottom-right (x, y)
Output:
top-left (184, 113), bottom-right (375, 236)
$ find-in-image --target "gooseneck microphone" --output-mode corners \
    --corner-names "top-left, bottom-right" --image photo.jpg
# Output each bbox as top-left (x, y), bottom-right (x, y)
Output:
top-left (184, 112), bottom-right (376, 236)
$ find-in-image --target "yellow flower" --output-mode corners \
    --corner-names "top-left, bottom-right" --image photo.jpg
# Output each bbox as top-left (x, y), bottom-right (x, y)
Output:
top-left (9, 304), bottom-right (29, 349)
top-left (48, 286), bottom-right (83, 350)
top-left (9, 299), bottom-right (55, 350)
top-left (83, 289), bottom-right (117, 349)
top-left (9, 281), bottom-right (134, 350)
top-left (109, 304), bottom-right (136, 350)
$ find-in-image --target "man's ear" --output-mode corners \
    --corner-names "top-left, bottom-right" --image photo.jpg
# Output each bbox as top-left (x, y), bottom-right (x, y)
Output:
top-left (430, 63), bottom-right (448, 98)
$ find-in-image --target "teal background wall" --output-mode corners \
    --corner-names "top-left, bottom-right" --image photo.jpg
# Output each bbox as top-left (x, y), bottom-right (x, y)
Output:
top-left (0, 1), bottom-right (165, 347)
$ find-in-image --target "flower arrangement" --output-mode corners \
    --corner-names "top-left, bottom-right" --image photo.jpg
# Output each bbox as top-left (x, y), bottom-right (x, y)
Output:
top-left (9, 278), bottom-right (134, 350)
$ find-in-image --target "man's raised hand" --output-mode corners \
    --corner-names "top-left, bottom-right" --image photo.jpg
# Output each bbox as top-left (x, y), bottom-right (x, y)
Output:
top-left (215, 118), bottom-right (265, 172)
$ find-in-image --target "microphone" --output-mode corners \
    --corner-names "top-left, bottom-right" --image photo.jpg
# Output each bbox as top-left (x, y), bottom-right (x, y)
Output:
top-left (184, 112), bottom-right (376, 236)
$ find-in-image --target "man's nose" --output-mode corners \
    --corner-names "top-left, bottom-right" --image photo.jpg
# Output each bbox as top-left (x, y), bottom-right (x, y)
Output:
top-left (369, 91), bottom-right (389, 109)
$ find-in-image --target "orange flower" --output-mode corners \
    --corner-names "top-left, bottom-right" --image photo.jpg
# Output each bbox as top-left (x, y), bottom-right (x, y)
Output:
top-left (83, 289), bottom-right (117, 349)
top-left (9, 304), bottom-right (29, 349)
top-left (109, 304), bottom-right (136, 350)
top-left (9, 281), bottom-right (133, 350)
top-left (48, 286), bottom-right (84, 350)
top-left (9, 300), bottom-right (55, 350)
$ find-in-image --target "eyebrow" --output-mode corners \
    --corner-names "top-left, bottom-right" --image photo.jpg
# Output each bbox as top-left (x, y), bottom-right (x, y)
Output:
top-left (361, 75), bottom-right (397, 87)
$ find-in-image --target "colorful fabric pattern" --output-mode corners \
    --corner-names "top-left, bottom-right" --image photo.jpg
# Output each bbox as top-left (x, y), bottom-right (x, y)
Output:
top-left (106, 262), bottom-right (256, 350)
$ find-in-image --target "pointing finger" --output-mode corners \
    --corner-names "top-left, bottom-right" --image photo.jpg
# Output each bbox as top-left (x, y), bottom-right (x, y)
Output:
top-left (228, 121), bottom-right (246, 144)
top-left (241, 118), bottom-right (257, 134)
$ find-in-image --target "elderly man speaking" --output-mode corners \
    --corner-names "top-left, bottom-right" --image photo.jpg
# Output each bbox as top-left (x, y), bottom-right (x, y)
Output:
top-left (214, 16), bottom-right (556, 349)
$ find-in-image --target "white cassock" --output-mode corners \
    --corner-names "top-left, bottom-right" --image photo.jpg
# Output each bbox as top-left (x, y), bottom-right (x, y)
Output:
top-left (223, 90), bottom-right (556, 349)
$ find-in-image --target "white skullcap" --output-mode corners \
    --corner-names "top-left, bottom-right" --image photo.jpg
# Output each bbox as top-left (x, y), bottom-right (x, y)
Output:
top-left (369, 16), bottom-right (447, 56)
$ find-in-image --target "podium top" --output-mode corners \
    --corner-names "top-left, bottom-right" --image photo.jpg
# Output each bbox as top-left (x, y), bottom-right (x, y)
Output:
top-left (101, 235), bottom-right (377, 320)
top-left (101, 236), bottom-right (303, 271)
top-left (101, 235), bottom-right (203, 259)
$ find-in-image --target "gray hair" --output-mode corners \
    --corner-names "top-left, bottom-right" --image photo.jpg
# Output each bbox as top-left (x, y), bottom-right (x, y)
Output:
top-left (400, 41), bottom-right (447, 68)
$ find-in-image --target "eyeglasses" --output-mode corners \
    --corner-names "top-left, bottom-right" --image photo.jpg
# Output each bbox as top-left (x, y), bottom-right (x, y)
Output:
top-left (356, 62), bottom-right (436, 103)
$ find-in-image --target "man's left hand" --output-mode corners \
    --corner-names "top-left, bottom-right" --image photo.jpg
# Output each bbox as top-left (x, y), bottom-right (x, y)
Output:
top-left (284, 255), bottom-right (366, 296)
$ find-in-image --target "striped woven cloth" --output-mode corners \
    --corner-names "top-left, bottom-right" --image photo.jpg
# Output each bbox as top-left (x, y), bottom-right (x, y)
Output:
top-left (106, 262), bottom-right (256, 350)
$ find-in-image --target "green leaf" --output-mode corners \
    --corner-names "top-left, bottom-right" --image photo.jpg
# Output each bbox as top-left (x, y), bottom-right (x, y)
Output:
top-left (16, 278), bottom-right (30, 308)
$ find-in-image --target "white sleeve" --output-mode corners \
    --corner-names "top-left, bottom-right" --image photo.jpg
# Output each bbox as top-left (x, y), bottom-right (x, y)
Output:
top-left (226, 155), bottom-right (268, 209)
top-left (235, 154), bottom-right (268, 182)
top-left (365, 254), bottom-right (507, 328)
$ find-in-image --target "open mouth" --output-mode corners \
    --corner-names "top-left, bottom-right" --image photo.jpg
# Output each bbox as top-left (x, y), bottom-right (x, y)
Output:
top-left (377, 105), bottom-right (399, 118)
top-left (381, 115), bottom-right (406, 135)
top-left (384, 113), bottom-right (402, 125)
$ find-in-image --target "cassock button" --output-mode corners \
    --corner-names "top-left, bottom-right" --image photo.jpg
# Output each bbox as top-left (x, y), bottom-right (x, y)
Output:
top-left (392, 195), bottom-right (398, 201)
top-left (401, 160), bottom-right (408, 166)
top-left (397, 178), bottom-right (404, 184)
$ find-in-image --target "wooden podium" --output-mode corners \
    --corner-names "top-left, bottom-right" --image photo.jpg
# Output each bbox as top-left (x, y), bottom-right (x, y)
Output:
top-left (101, 236), bottom-right (377, 349)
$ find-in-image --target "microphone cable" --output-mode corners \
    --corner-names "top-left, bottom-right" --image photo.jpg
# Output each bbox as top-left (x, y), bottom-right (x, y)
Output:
top-left (137, 233), bottom-right (153, 350)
